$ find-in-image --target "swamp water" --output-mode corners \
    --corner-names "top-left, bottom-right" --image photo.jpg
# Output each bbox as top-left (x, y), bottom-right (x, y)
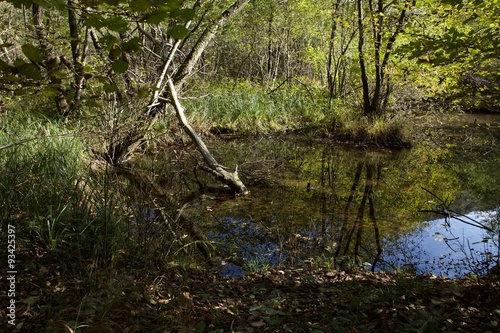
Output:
top-left (133, 113), bottom-right (500, 278)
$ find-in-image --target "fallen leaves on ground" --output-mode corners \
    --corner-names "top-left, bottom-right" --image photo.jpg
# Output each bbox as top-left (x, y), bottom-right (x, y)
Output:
top-left (3, 251), bottom-right (499, 333)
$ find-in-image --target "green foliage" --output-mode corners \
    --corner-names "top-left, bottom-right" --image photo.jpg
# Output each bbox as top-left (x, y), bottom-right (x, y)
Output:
top-left (212, 0), bottom-right (331, 83)
top-left (21, 44), bottom-right (44, 63)
top-left (111, 59), bottom-right (129, 73)
top-left (0, 110), bottom-right (124, 266)
top-left (402, 0), bottom-right (500, 64)
top-left (395, 0), bottom-right (500, 111)
top-left (0, 119), bottom-right (83, 216)
top-left (0, 0), bottom-right (195, 109)
top-left (169, 25), bottom-right (190, 39)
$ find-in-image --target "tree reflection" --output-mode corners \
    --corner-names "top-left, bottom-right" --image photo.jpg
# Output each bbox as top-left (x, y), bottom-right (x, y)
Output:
top-left (144, 136), bottom-right (500, 277)
top-left (319, 153), bottom-right (384, 271)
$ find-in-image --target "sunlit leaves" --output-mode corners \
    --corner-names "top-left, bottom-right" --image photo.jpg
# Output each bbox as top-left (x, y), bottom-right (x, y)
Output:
top-left (403, 0), bottom-right (500, 64)
top-left (395, 0), bottom-right (500, 111)
top-left (2, 0), bottom-right (209, 107)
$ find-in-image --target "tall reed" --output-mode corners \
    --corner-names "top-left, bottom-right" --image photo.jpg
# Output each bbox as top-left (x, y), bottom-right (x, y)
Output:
top-left (185, 80), bottom-right (327, 134)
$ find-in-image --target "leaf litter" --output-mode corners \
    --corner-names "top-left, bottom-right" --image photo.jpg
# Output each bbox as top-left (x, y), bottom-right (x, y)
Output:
top-left (3, 249), bottom-right (500, 333)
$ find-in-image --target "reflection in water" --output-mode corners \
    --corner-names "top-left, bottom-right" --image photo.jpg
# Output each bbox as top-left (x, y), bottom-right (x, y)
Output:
top-left (193, 134), bottom-right (500, 278)
top-left (381, 210), bottom-right (499, 277)
top-left (207, 217), bottom-right (282, 277)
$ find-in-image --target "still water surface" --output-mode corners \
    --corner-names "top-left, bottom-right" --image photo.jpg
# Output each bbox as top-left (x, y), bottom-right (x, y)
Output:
top-left (184, 113), bottom-right (500, 278)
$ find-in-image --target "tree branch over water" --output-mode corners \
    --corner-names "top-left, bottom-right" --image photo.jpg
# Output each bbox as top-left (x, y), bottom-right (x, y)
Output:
top-left (166, 77), bottom-right (249, 195)
top-left (420, 187), bottom-right (494, 232)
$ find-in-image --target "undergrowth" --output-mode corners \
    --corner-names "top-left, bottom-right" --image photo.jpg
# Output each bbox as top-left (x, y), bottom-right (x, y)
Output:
top-left (0, 108), bottom-right (194, 278)
top-left (0, 113), bottom-right (119, 268)
top-left (183, 79), bottom-right (411, 147)
top-left (185, 79), bottom-right (328, 134)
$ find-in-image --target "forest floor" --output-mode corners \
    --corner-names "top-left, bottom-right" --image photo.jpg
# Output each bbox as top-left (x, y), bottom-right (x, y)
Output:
top-left (3, 247), bottom-right (500, 333)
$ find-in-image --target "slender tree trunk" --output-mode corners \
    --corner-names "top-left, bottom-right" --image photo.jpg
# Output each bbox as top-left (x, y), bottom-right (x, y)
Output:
top-left (335, 162), bottom-right (363, 258)
top-left (174, 0), bottom-right (251, 86)
top-left (67, 0), bottom-right (87, 113)
top-left (369, 163), bottom-right (383, 271)
top-left (266, 9), bottom-right (274, 81)
top-left (356, 0), bottom-right (371, 116)
top-left (327, 1), bottom-right (341, 108)
top-left (32, 4), bottom-right (69, 114)
top-left (370, 0), bottom-right (384, 116)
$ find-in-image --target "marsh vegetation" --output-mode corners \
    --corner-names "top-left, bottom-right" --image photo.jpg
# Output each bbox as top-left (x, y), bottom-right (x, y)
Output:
top-left (1, 0), bottom-right (499, 331)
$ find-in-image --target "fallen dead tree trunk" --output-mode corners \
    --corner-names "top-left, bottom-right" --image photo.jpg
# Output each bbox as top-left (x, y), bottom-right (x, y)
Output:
top-left (166, 78), bottom-right (249, 195)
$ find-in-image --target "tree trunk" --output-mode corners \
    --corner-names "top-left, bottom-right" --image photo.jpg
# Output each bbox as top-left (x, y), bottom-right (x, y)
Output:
top-left (356, 0), bottom-right (371, 116)
top-left (370, 0), bottom-right (384, 116)
top-left (107, 0), bottom-right (251, 166)
top-left (327, 0), bottom-right (341, 107)
top-left (32, 4), bottom-right (69, 115)
top-left (166, 78), bottom-right (249, 195)
top-left (357, 0), bottom-right (413, 117)
top-left (174, 0), bottom-right (251, 86)
top-left (67, 0), bottom-right (87, 113)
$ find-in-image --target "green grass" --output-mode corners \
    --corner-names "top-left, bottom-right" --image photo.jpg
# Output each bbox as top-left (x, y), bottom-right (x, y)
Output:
top-left (0, 102), bottom-right (212, 278)
top-left (0, 116), bottom-right (84, 219)
top-left (185, 79), bottom-right (327, 134)
top-left (182, 79), bottom-right (411, 148)
top-left (329, 104), bottom-right (412, 147)
top-left (0, 112), bottom-right (124, 268)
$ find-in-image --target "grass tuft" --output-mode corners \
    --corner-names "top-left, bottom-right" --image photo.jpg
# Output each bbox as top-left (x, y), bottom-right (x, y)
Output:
top-left (331, 107), bottom-right (412, 147)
